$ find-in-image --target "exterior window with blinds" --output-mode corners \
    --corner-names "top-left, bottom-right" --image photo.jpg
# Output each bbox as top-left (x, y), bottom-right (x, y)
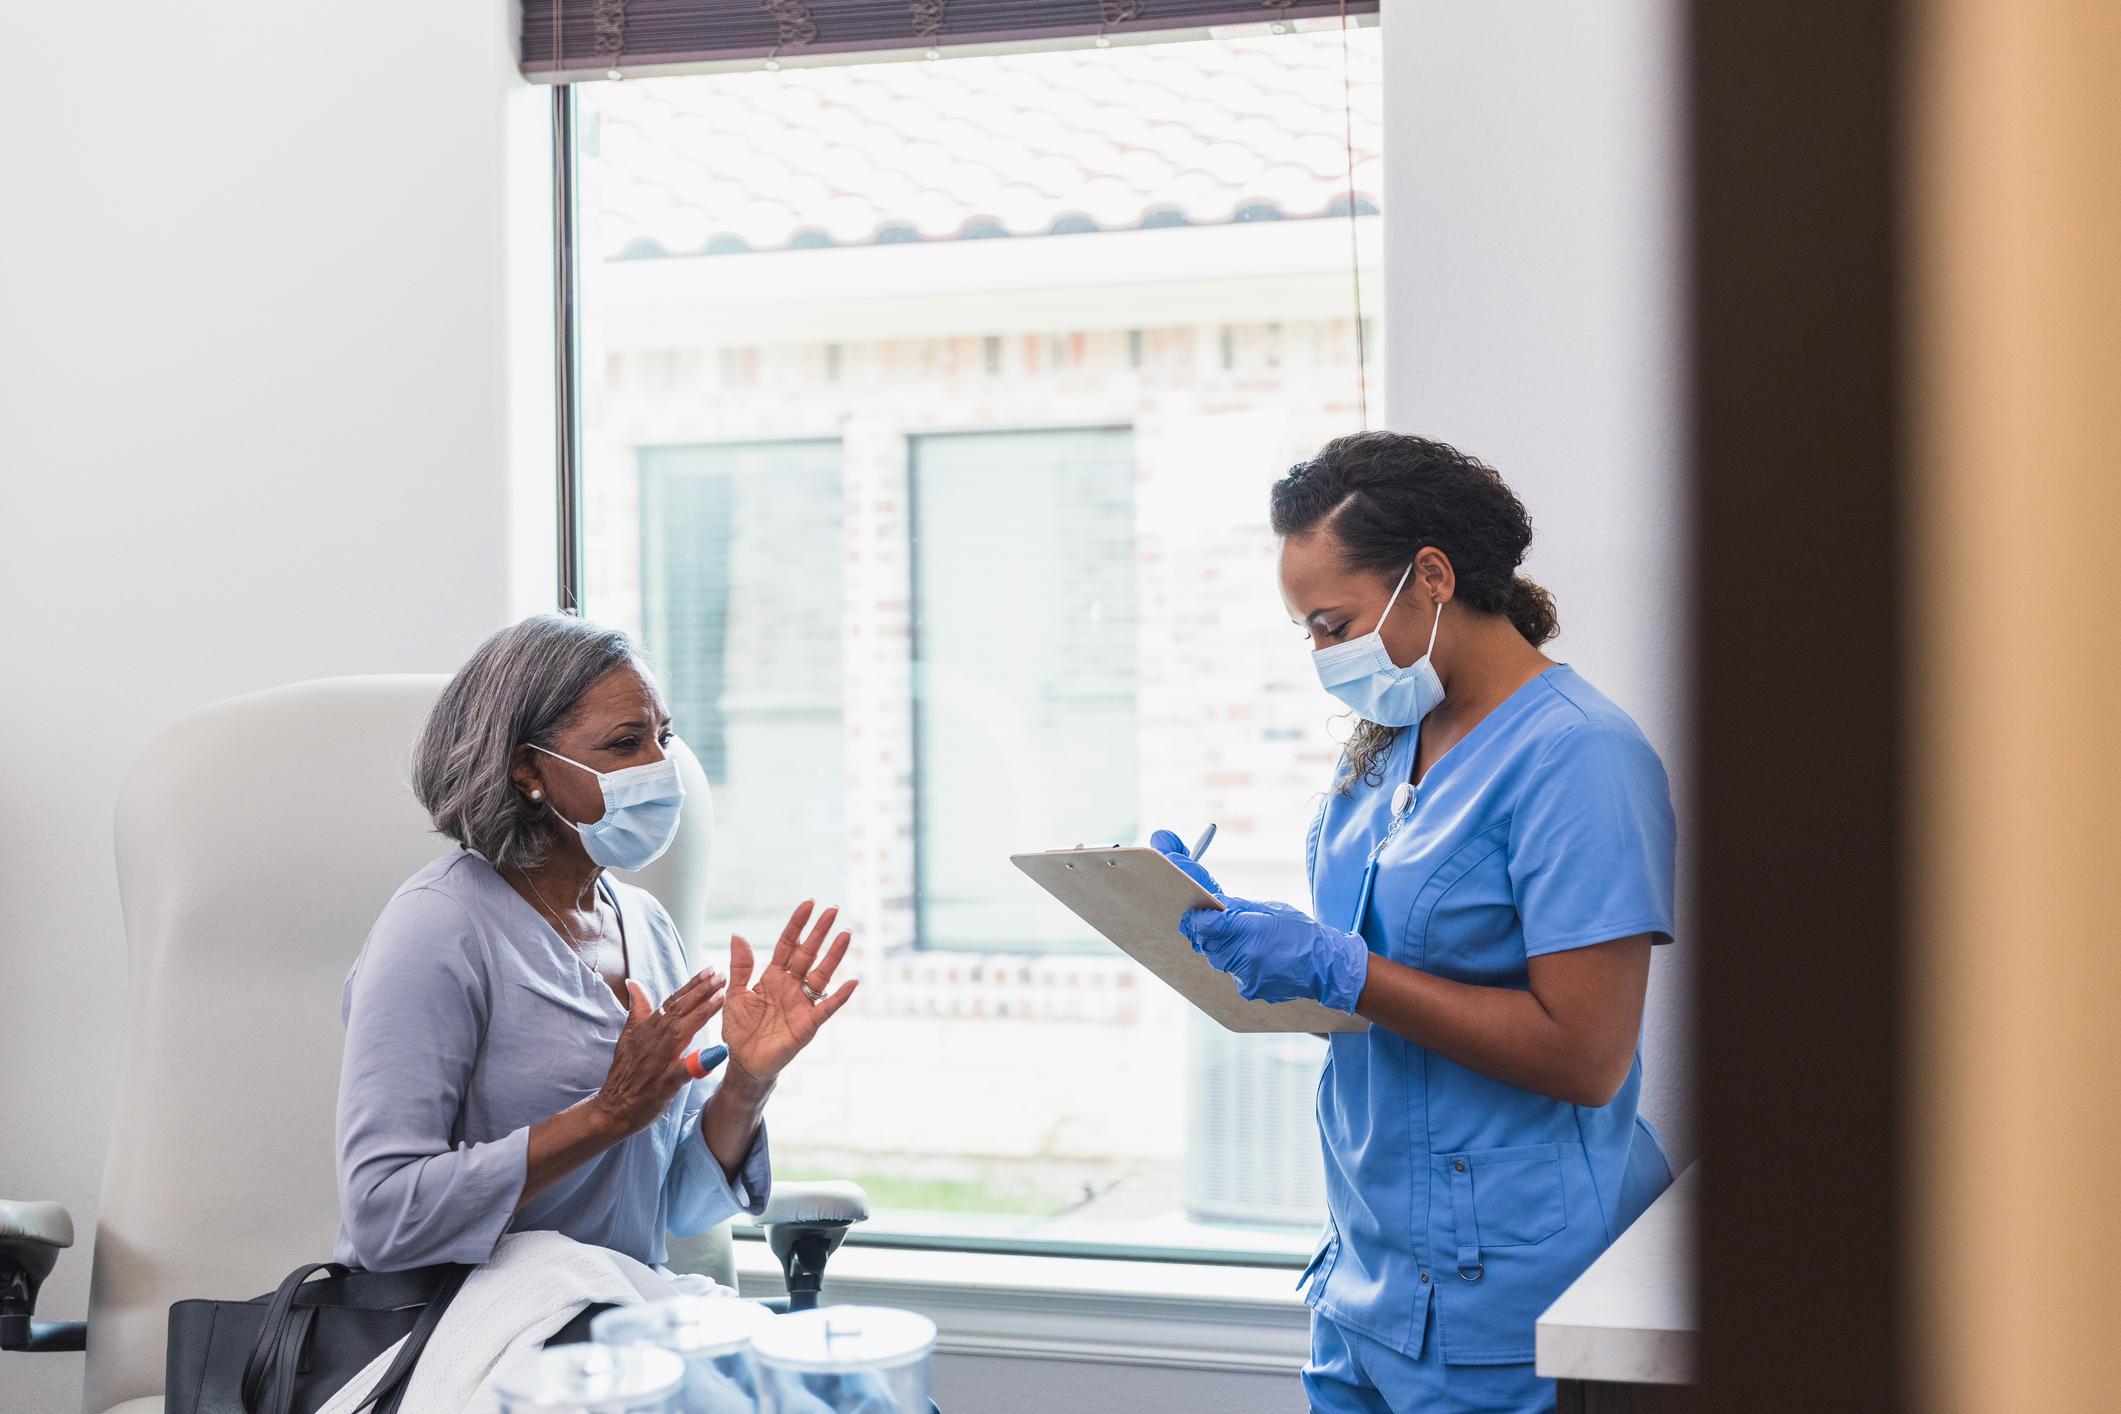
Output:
top-left (640, 457), bottom-right (736, 781)
top-left (577, 24), bottom-right (1381, 1263)
top-left (639, 440), bottom-right (849, 940)
top-left (1188, 1022), bottom-right (1331, 1227)
top-left (911, 427), bottom-right (1138, 954)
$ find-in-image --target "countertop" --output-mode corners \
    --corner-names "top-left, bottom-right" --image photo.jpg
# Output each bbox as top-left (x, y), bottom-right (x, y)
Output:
top-left (1534, 1161), bottom-right (1696, 1384)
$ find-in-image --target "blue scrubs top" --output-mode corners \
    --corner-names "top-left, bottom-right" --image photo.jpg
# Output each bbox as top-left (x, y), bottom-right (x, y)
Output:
top-left (1301, 665), bottom-right (1676, 1365)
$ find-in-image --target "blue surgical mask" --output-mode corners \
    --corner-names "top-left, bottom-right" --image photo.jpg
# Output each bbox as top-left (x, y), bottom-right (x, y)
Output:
top-left (1311, 563), bottom-right (1446, 728)
top-left (532, 742), bottom-right (686, 871)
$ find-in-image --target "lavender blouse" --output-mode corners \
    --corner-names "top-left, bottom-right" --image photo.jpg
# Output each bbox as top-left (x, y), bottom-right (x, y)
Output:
top-left (333, 849), bottom-right (770, 1271)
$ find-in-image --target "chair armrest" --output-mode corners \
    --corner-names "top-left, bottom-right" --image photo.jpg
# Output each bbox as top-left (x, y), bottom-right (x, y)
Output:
top-left (754, 1180), bottom-right (869, 1227)
top-left (0, 1201), bottom-right (74, 1247)
top-left (751, 1182), bottom-right (869, 1314)
top-left (664, 1223), bottom-right (739, 1290)
top-left (1, 1200), bottom-right (86, 1352)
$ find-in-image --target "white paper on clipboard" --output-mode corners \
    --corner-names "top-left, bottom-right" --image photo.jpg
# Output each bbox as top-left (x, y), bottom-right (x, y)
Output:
top-left (1010, 846), bottom-right (1368, 1034)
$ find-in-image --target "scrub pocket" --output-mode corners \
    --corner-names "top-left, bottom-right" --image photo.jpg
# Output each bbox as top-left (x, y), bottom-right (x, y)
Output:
top-left (1296, 1224), bottom-right (1341, 1299)
top-left (1432, 1142), bottom-right (1585, 1365)
top-left (1439, 1142), bottom-right (1567, 1275)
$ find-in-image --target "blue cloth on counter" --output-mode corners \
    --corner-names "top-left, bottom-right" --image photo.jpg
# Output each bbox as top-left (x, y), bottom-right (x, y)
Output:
top-left (758, 1370), bottom-right (904, 1414)
top-left (678, 1359), bottom-right (761, 1414)
top-left (1306, 1309), bottom-right (1551, 1414)
top-left (333, 848), bottom-right (769, 1271)
top-left (1304, 665), bottom-right (1676, 1366)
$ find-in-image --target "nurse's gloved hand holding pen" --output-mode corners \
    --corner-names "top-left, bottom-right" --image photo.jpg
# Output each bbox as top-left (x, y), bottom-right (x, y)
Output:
top-left (1149, 827), bottom-right (1223, 893)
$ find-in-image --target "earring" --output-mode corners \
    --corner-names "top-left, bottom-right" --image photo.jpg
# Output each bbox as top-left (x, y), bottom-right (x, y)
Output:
top-left (529, 789), bottom-right (543, 801)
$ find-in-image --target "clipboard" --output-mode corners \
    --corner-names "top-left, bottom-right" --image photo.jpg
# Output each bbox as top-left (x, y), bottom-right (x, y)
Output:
top-left (1011, 847), bottom-right (1368, 1034)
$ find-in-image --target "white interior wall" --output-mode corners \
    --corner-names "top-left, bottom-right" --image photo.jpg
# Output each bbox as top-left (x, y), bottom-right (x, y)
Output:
top-left (1382, 0), bottom-right (1692, 1165)
top-left (0, 4), bottom-right (526, 1410)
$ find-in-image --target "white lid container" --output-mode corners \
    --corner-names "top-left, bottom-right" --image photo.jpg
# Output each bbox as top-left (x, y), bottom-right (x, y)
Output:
top-left (750, 1307), bottom-right (935, 1414)
top-left (592, 1297), bottom-right (778, 1357)
top-left (495, 1342), bottom-right (686, 1414)
top-left (749, 1307), bottom-right (936, 1374)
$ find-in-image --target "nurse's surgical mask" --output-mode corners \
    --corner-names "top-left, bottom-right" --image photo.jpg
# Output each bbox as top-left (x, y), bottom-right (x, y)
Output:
top-left (1312, 563), bottom-right (1446, 729)
top-left (531, 742), bottom-right (685, 871)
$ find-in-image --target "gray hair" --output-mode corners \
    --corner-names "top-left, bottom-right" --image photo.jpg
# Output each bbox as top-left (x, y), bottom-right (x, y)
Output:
top-left (413, 614), bottom-right (639, 872)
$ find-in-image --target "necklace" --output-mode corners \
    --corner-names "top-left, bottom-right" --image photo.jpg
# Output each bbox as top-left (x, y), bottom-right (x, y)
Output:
top-left (523, 870), bottom-right (605, 952)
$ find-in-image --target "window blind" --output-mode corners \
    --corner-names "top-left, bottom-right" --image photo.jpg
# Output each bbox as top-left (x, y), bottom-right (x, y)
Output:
top-left (521, 0), bottom-right (1379, 83)
top-left (638, 439), bottom-right (845, 785)
top-left (910, 426), bottom-right (1139, 954)
top-left (638, 438), bottom-right (851, 926)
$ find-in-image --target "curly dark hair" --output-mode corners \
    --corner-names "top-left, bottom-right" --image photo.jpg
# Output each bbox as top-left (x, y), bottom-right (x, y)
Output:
top-left (1271, 431), bottom-right (1558, 794)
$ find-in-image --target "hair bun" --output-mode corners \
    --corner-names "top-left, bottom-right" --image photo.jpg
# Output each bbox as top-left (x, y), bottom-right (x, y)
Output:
top-left (1503, 575), bottom-right (1559, 647)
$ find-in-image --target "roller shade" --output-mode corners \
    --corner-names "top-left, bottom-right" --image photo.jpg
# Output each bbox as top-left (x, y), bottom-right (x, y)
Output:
top-left (521, 0), bottom-right (1378, 83)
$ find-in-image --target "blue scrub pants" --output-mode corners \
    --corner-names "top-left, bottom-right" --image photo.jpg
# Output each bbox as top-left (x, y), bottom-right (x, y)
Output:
top-left (1304, 1310), bottom-right (1552, 1414)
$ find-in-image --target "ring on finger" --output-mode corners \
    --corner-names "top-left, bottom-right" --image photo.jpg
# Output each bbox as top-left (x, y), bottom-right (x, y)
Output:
top-left (801, 979), bottom-right (826, 1003)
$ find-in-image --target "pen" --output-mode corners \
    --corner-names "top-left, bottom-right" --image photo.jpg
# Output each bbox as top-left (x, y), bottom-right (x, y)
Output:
top-left (1189, 823), bottom-right (1217, 862)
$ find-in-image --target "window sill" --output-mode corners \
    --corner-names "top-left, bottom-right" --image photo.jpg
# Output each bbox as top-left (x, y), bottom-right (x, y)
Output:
top-left (733, 1239), bottom-right (1312, 1374)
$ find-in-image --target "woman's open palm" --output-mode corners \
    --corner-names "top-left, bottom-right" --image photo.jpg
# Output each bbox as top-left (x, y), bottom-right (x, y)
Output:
top-left (720, 900), bottom-right (857, 1083)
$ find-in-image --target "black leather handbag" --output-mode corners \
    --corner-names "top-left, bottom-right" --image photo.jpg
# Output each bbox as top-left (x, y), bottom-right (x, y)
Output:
top-left (165, 1261), bottom-right (472, 1414)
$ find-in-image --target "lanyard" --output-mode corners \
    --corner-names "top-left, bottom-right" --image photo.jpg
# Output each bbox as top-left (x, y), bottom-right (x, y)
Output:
top-left (1348, 780), bottom-right (1419, 934)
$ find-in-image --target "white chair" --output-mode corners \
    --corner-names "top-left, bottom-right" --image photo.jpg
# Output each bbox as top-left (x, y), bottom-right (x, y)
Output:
top-left (0, 675), bottom-right (863, 1414)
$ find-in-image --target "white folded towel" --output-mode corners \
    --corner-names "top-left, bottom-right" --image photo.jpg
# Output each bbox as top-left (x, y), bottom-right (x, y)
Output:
top-left (315, 1230), bottom-right (737, 1414)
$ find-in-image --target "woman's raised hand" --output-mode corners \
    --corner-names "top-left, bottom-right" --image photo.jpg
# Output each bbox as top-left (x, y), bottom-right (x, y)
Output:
top-left (589, 965), bottom-right (728, 1137)
top-left (720, 900), bottom-right (858, 1086)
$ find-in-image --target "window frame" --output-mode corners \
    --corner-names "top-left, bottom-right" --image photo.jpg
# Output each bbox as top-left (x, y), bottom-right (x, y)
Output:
top-left (547, 23), bottom-right (1378, 1265)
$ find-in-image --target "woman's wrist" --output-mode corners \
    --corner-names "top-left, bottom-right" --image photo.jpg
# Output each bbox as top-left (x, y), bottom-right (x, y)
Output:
top-left (701, 1057), bottom-right (773, 1180)
top-left (522, 1097), bottom-right (635, 1210)
top-left (583, 1091), bottom-right (643, 1141)
top-left (717, 1054), bottom-right (777, 1106)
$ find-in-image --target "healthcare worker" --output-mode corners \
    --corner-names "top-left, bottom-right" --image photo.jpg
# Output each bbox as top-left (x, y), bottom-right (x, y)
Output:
top-left (1155, 432), bottom-right (1676, 1413)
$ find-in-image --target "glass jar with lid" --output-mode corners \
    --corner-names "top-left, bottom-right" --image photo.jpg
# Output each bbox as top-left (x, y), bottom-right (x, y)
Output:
top-left (750, 1306), bottom-right (937, 1414)
top-left (495, 1341), bottom-right (686, 1414)
top-left (593, 1295), bottom-right (779, 1413)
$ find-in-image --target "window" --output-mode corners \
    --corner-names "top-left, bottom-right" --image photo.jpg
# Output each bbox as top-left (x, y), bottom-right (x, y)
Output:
top-left (574, 24), bottom-right (1381, 1264)
top-left (638, 441), bottom-right (849, 936)
top-left (912, 428), bottom-right (1139, 955)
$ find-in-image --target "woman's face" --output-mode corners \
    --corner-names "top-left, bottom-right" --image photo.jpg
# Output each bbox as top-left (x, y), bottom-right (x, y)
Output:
top-left (514, 662), bottom-right (674, 834)
top-left (1279, 531), bottom-right (1452, 669)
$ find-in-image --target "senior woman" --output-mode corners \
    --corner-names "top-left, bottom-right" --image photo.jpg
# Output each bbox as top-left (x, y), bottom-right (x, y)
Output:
top-left (334, 614), bottom-right (854, 1272)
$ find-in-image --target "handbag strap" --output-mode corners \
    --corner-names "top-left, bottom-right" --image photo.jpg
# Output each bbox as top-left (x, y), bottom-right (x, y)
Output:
top-left (241, 1263), bottom-right (348, 1414)
top-left (349, 1263), bottom-right (473, 1414)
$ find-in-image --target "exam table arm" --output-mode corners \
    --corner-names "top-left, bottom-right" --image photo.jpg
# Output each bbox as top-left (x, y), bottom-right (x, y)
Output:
top-left (749, 1180), bottom-right (871, 1313)
top-left (0, 1200), bottom-right (87, 1351)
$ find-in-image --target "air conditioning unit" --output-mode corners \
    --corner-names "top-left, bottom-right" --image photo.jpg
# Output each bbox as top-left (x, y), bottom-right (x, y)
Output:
top-left (1183, 1014), bottom-right (1330, 1228)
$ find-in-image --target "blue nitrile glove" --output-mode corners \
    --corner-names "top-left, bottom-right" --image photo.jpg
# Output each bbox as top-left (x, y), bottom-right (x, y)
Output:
top-left (1150, 828), bottom-right (1224, 894)
top-left (1179, 896), bottom-right (1370, 1013)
